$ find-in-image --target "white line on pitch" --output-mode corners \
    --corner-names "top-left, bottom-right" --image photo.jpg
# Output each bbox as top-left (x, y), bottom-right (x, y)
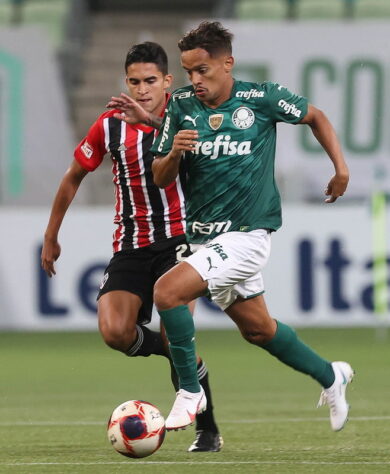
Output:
top-left (2, 461), bottom-right (390, 467)
top-left (0, 416), bottom-right (389, 427)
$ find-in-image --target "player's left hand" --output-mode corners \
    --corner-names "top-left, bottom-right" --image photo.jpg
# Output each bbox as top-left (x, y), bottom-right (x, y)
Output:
top-left (324, 173), bottom-right (349, 203)
top-left (106, 93), bottom-right (150, 125)
top-left (41, 238), bottom-right (61, 277)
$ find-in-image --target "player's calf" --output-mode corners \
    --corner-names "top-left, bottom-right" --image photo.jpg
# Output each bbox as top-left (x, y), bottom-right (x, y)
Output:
top-left (125, 324), bottom-right (168, 357)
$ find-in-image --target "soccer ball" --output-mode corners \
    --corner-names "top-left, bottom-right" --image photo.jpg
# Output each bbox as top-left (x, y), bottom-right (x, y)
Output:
top-left (107, 400), bottom-right (165, 458)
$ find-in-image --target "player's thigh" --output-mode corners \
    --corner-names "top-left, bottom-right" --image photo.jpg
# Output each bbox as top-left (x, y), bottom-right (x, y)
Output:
top-left (152, 237), bottom-right (202, 309)
top-left (154, 261), bottom-right (208, 309)
top-left (98, 290), bottom-right (142, 332)
top-left (153, 252), bottom-right (197, 314)
top-left (225, 294), bottom-right (276, 341)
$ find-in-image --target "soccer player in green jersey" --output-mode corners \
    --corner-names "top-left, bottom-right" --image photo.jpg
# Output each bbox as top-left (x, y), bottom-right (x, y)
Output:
top-left (144, 21), bottom-right (355, 433)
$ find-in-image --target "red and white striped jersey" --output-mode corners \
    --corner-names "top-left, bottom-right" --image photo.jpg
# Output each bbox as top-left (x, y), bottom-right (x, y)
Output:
top-left (74, 103), bottom-right (186, 253)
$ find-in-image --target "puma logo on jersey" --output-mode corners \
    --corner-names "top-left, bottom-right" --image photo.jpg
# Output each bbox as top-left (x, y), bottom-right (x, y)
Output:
top-left (193, 135), bottom-right (252, 160)
top-left (278, 99), bottom-right (302, 118)
top-left (206, 257), bottom-right (218, 271)
top-left (184, 115), bottom-right (199, 127)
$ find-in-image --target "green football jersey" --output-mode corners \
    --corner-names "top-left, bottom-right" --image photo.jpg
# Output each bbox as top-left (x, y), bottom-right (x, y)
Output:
top-left (151, 80), bottom-right (308, 244)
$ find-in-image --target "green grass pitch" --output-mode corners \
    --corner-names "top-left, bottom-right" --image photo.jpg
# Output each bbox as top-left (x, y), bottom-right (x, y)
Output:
top-left (1, 328), bottom-right (389, 473)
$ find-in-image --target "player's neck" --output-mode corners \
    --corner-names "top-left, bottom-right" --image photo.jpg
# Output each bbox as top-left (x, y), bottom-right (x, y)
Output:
top-left (150, 93), bottom-right (168, 119)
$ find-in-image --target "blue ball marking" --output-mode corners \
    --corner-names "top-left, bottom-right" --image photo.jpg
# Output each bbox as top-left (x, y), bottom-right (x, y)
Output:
top-left (122, 416), bottom-right (146, 439)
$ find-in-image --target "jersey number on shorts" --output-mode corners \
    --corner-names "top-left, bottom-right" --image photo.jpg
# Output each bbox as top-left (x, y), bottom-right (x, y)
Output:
top-left (175, 243), bottom-right (193, 263)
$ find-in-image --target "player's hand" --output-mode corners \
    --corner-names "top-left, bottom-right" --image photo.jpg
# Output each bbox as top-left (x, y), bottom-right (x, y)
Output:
top-left (106, 93), bottom-right (150, 125)
top-left (324, 173), bottom-right (349, 203)
top-left (41, 238), bottom-right (61, 277)
top-left (172, 130), bottom-right (199, 155)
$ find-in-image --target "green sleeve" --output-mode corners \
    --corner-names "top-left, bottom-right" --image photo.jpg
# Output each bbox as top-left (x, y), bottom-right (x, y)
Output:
top-left (262, 81), bottom-right (308, 124)
top-left (150, 97), bottom-right (180, 156)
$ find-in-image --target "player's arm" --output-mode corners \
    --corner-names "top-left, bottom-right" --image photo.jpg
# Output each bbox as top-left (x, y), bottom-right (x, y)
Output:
top-left (152, 130), bottom-right (198, 188)
top-left (106, 93), bottom-right (162, 129)
top-left (300, 104), bottom-right (349, 203)
top-left (41, 160), bottom-right (88, 277)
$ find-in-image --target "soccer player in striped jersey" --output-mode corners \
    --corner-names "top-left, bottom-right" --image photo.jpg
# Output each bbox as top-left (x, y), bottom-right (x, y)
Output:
top-left (41, 42), bottom-right (222, 452)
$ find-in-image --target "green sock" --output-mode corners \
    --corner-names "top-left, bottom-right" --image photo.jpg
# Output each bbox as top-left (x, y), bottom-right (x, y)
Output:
top-left (158, 305), bottom-right (200, 393)
top-left (262, 321), bottom-right (335, 388)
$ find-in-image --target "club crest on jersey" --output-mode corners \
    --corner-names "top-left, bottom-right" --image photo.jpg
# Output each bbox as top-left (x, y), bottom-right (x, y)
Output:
top-left (209, 114), bottom-right (224, 130)
top-left (232, 107), bottom-right (255, 129)
top-left (81, 141), bottom-right (93, 159)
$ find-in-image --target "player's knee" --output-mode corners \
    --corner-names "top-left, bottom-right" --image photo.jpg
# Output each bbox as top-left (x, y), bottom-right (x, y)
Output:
top-left (99, 317), bottom-right (137, 353)
top-left (153, 278), bottom-right (181, 310)
top-left (241, 327), bottom-right (275, 346)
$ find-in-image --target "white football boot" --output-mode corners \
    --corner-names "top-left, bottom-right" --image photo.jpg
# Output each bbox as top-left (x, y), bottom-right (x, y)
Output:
top-left (165, 387), bottom-right (207, 431)
top-left (317, 361), bottom-right (354, 431)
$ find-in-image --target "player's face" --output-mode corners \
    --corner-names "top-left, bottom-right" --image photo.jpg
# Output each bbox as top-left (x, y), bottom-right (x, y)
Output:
top-left (125, 62), bottom-right (172, 115)
top-left (181, 48), bottom-right (234, 108)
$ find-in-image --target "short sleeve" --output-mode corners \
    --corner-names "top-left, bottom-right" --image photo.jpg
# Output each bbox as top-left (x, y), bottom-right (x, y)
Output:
top-left (262, 82), bottom-right (308, 124)
top-left (150, 97), bottom-right (180, 157)
top-left (74, 116), bottom-right (108, 171)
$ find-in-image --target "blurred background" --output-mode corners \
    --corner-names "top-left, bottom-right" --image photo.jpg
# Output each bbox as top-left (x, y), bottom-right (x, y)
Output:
top-left (0, 0), bottom-right (389, 330)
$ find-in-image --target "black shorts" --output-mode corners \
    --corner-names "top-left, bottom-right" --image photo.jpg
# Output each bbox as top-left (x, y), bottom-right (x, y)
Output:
top-left (97, 235), bottom-right (192, 325)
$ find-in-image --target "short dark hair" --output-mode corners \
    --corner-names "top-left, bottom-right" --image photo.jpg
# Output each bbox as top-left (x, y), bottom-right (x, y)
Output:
top-left (178, 21), bottom-right (233, 57)
top-left (125, 41), bottom-right (168, 75)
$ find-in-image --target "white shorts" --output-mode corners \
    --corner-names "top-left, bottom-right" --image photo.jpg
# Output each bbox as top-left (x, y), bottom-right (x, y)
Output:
top-left (185, 229), bottom-right (271, 310)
